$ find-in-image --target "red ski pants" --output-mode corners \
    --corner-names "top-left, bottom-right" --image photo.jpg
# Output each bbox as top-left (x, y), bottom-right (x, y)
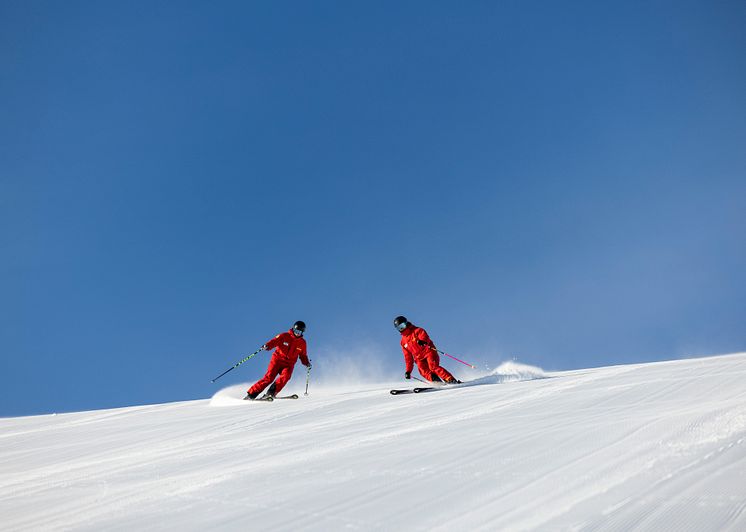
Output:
top-left (416, 352), bottom-right (455, 382)
top-left (248, 356), bottom-right (295, 396)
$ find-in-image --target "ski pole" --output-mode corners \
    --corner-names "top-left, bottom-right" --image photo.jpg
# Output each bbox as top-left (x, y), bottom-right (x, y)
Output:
top-left (429, 346), bottom-right (476, 369)
top-left (410, 375), bottom-right (428, 384)
top-left (304, 362), bottom-right (311, 396)
top-left (211, 346), bottom-right (265, 383)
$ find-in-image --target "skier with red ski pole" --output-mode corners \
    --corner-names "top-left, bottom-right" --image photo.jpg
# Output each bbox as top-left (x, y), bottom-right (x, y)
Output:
top-left (244, 321), bottom-right (311, 401)
top-left (394, 316), bottom-right (462, 384)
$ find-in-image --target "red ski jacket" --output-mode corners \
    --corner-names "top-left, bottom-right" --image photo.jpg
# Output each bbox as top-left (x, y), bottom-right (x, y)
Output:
top-left (265, 330), bottom-right (309, 367)
top-left (400, 324), bottom-right (436, 374)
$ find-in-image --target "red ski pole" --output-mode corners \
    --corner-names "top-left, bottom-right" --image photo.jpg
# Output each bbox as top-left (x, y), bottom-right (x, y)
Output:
top-left (430, 346), bottom-right (476, 369)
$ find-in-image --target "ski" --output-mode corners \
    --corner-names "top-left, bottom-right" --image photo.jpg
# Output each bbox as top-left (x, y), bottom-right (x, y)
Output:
top-left (392, 386), bottom-right (449, 395)
top-left (390, 389), bottom-right (415, 395)
top-left (392, 381), bottom-right (462, 395)
top-left (414, 382), bottom-right (466, 393)
top-left (243, 393), bottom-right (297, 402)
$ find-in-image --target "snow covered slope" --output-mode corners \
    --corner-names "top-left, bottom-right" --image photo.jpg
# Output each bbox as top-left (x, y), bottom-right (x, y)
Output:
top-left (2, 355), bottom-right (745, 531)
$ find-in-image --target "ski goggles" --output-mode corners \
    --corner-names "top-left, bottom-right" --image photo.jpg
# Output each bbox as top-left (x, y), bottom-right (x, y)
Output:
top-left (292, 326), bottom-right (305, 337)
top-left (395, 321), bottom-right (408, 332)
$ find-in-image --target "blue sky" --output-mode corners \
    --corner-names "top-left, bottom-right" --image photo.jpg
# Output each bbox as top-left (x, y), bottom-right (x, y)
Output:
top-left (2, 1), bottom-right (745, 417)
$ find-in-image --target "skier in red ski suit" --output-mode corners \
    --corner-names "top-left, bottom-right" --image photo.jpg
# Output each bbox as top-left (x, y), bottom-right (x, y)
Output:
top-left (244, 321), bottom-right (310, 400)
top-left (394, 316), bottom-right (459, 384)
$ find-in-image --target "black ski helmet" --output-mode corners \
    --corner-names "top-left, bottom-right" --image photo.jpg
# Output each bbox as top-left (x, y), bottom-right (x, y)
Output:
top-left (394, 316), bottom-right (408, 332)
top-left (292, 320), bottom-right (306, 333)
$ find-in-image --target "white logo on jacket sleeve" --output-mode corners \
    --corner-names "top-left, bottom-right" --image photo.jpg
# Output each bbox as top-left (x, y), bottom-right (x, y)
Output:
top-left (283, 342), bottom-right (289, 346)
top-left (404, 343), bottom-right (408, 348)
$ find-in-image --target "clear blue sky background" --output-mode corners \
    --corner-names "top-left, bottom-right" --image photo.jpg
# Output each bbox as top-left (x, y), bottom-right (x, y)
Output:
top-left (2, 1), bottom-right (745, 417)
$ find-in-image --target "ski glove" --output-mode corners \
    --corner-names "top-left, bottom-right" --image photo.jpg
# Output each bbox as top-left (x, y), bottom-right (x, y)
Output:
top-left (405, 372), bottom-right (411, 379)
top-left (306, 362), bottom-right (312, 370)
top-left (261, 344), bottom-right (268, 350)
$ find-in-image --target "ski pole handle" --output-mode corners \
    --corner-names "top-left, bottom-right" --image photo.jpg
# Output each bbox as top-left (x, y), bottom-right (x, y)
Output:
top-left (430, 346), bottom-right (476, 369)
top-left (211, 346), bottom-right (265, 383)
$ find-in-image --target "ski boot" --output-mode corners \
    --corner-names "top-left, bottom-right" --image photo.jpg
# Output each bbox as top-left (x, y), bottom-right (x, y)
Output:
top-left (243, 391), bottom-right (259, 401)
top-left (259, 382), bottom-right (277, 401)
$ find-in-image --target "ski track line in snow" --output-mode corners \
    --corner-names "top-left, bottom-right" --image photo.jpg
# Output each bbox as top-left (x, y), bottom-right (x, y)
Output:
top-left (583, 443), bottom-right (746, 532)
top-left (456, 419), bottom-right (665, 529)
top-left (2, 353), bottom-right (746, 531)
top-left (0, 378), bottom-right (571, 529)
top-left (0, 403), bottom-right (179, 440)
top-left (0, 390), bottom-right (460, 504)
top-left (429, 358), bottom-right (746, 530)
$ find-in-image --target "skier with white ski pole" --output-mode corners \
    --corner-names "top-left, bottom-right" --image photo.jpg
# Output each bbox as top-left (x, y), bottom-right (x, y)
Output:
top-left (394, 316), bottom-right (461, 384)
top-left (244, 321), bottom-right (311, 401)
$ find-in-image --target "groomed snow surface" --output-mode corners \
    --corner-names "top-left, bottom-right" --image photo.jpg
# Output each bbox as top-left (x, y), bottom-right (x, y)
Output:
top-left (2, 354), bottom-right (746, 531)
